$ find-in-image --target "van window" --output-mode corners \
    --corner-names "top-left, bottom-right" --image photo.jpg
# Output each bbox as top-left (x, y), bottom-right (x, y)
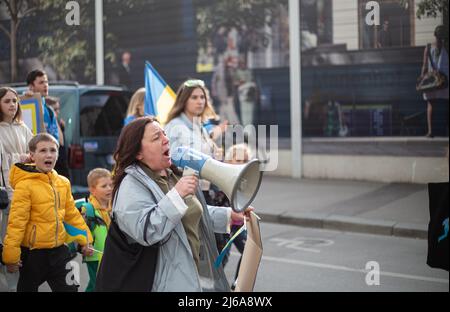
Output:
top-left (50, 89), bottom-right (78, 146)
top-left (80, 91), bottom-right (129, 137)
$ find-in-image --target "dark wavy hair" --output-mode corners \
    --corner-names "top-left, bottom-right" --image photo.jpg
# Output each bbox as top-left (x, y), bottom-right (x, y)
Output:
top-left (112, 116), bottom-right (157, 199)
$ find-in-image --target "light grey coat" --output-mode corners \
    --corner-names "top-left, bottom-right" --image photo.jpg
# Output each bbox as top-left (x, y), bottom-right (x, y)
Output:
top-left (113, 164), bottom-right (230, 292)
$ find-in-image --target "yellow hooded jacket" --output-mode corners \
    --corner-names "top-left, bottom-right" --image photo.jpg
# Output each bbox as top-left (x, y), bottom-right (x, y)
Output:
top-left (2, 163), bottom-right (93, 265)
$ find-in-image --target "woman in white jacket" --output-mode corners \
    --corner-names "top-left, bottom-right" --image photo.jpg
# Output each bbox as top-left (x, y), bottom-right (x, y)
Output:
top-left (0, 87), bottom-right (33, 244)
top-left (0, 87), bottom-right (33, 291)
top-left (165, 80), bottom-right (237, 272)
top-left (165, 80), bottom-right (226, 191)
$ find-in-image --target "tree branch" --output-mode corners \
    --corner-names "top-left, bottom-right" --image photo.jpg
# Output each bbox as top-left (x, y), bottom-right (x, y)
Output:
top-left (16, 7), bottom-right (38, 30)
top-left (20, 6), bottom-right (38, 17)
top-left (3, 0), bottom-right (14, 16)
top-left (17, 0), bottom-right (24, 14)
top-left (0, 23), bottom-right (11, 39)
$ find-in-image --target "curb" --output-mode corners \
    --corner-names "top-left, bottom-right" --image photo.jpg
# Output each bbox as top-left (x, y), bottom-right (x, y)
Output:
top-left (257, 212), bottom-right (428, 240)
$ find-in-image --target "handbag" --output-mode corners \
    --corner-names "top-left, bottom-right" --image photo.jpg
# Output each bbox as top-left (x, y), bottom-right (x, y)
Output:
top-left (95, 215), bottom-right (159, 292)
top-left (0, 153), bottom-right (10, 210)
top-left (416, 44), bottom-right (448, 93)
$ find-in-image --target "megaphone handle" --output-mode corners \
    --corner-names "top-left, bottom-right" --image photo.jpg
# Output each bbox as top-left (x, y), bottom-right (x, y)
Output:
top-left (183, 166), bottom-right (199, 201)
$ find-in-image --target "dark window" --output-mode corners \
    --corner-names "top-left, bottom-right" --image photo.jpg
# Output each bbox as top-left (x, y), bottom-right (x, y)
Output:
top-left (80, 91), bottom-right (130, 137)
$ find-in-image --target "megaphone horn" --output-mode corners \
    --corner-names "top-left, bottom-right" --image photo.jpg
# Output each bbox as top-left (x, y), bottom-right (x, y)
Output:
top-left (171, 147), bottom-right (263, 213)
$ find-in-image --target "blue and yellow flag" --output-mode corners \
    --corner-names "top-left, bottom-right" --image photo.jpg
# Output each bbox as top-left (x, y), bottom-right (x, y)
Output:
top-left (64, 222), bottom-right (88, 245)
top-left (144, 61), bottom-right (176, 125)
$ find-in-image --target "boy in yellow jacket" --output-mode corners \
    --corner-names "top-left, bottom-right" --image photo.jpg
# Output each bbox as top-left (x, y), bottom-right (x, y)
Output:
top-left (1, 133), bottom-right (93, 292)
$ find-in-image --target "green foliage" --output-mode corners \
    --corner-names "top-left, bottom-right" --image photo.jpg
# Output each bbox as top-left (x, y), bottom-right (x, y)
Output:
top-left (36, 0), bottom-right (95, 81)
top-left (1, 0), bottom-right (155, 83)
top-left (416, 0), bottom-right (448, 19)
top-left (193, 0), bottom-right (287, 51)
top-left (398, 0), bottom-right (448, 19)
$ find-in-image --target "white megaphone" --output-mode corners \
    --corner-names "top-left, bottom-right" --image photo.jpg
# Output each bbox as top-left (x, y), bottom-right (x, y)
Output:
top-left (171, 147), bottom-right (263, 213)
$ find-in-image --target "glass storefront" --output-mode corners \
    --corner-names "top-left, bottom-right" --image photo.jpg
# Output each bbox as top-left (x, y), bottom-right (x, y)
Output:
top-left (1, 0), bottom-right (447, 138)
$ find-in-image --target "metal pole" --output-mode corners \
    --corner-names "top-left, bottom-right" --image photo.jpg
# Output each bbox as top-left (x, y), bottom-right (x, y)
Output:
top-left (95, 0), bottom-right (104, 85)
top-left (289, 0), bottom-right (302, 178)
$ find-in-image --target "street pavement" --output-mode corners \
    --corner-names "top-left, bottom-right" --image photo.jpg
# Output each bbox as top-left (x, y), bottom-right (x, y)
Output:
top-left (0, 176), bottom-right (445, 292)
top-left (252, 176), bottom-right (434, 239)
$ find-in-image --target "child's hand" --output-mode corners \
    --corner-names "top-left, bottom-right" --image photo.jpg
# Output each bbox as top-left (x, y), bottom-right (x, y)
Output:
top-left (6, 261), bottom-right (22, 273)
top-left (81, 244), bottom-right (94, 257)
top-left (19, 153), bottom-right (31, 163)
top-left (23, 90), bottom-right (34, 97)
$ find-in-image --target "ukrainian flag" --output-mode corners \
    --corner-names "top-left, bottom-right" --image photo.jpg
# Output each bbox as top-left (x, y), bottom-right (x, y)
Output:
top-left (64, 222), bottom-right (88, 245)
top-left (144, 61), bottom-right (176, 125)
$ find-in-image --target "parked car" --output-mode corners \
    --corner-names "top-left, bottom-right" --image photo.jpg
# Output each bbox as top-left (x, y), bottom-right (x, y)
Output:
top-left (10, 82), bottom-right (132, 198)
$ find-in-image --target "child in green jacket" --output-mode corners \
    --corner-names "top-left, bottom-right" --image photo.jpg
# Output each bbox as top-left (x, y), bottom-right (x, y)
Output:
top-left (77, 168), bottom-right (112, 292)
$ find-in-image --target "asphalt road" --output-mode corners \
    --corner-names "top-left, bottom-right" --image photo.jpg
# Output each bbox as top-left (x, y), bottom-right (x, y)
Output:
top-left (1, 222), bottom-right (448, 292)
top-left (224, 222), bottom-right (449, 292)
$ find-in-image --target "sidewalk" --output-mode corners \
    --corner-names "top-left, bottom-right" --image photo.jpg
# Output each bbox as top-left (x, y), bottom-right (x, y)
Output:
top-left (253, 176), bottom-right (432, 239)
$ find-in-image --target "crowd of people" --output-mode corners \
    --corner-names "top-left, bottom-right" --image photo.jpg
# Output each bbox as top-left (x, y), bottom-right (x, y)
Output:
top-left (3, 25), bottom-right (445, 292)
top-left (0, 69), bottom-right (254, 292)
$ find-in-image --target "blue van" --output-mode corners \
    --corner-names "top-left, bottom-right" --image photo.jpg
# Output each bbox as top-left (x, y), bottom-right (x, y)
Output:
top-left (12, 82), bottom-right (132, 197)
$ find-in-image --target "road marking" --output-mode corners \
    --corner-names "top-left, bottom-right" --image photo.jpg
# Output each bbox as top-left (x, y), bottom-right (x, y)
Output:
top-left (269, 237), bottom-right (334, 253)
top-left (230, 252), bottom-right (449, 284)
top-left (270, 238), bottom-right (320, 253)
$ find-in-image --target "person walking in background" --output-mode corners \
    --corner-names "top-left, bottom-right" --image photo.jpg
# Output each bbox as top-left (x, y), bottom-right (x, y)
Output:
top-left (211, 58), bottom-right (241, 126)
top-left (420, 25), bottom-right (449, 138)
top-left (1, 133), bottom-right (93, 292)
top-left (26, 70), bottom-right (60, 142)
top-left (234, 56), bottom-right (257, 126)
top-left (377, 20), bottom-right (392, 48)
top-left (0, 87), bottom-right (33, 292)
top-left (212, 26), bottom-right (228, 65)
top-left (45, 96), bottom-right (70, 179)
top-left (124, 88), bottom-right (146, 126)
top-left (118, 51), bottom-right (133, 90)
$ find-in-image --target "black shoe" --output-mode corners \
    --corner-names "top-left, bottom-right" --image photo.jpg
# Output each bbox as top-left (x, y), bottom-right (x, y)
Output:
top-left (425, 133), bottom-right (434, 138)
